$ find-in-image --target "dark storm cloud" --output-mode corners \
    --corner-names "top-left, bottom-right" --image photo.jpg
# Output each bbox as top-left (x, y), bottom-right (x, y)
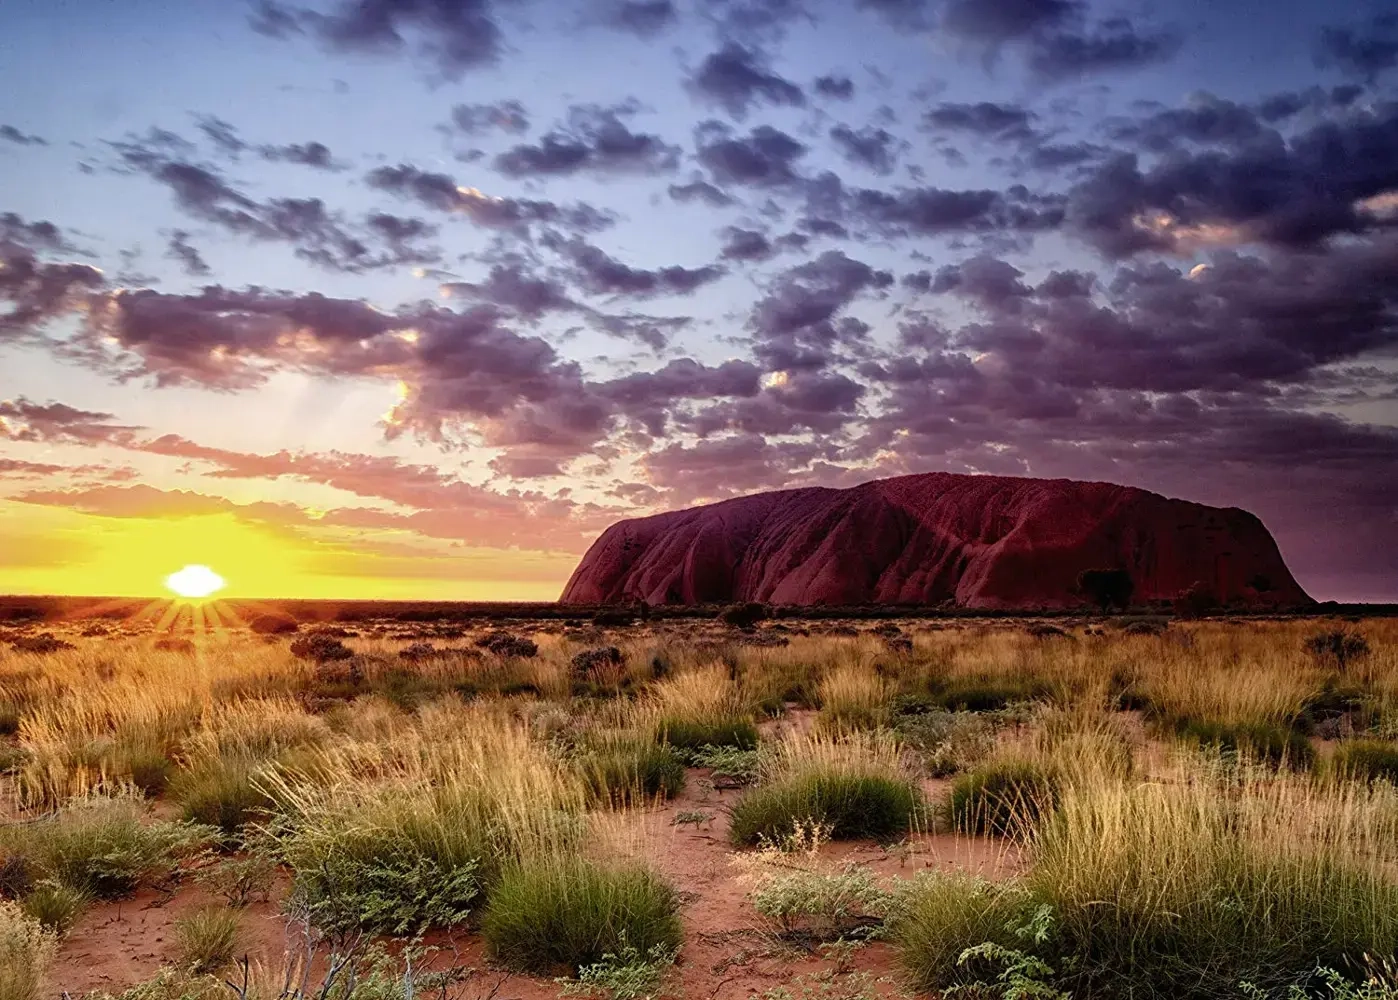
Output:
top-left (448, 100), bottom-right (530, 135)
top-left (601, 0), bottom-right (677, 37)
top-left (695, 123), bottom-right (808, 187)
top-left (494, 105), bottom-right (680, 177)
top-left (1067, 100), bottom-right (1398, 257)
top-left (441, 263), bottom-right (576, 318)
top-left (544, 235), bottom-right (725, 298)
top-left (1254, 85), bottom-right (1364, 123)
top-left (813, 75), bottom-right (854, 100)
top-left (843, 181), bottom-right (1065, 237)
top-left (0, 125), bottom-right (47, 146)
top-left (165, 230), bottom-right (211, 276)
top-left (366, 163), bottom-right (615, 233)
top-left (1316, 13), bottom-right (1398, 80)
top-left (828, 125), bottom-right (904, 175)
top-left (251, 0), bottom-right (506, 79)
top-left (940, 0), bottom-right (1074, 42)
top-left (687, 42), bottom-right (806, 119)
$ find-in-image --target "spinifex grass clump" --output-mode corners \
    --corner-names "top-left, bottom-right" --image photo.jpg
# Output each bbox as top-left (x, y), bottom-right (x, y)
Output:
top-left (267, 712), bottom-right (588, 936)
top-left (816, 664), bottom-right (891, 733)
top-left (578, 735), bottom-right (686, 806)
top-left (1027, 774), bottom-right (1398, 998)
top-left (644, 664), bottom-right (760, 751)
top-left (1332, 739), bottom-right (1398, 784)
top-left (481, 855), bottom-right (682, 975)
top-left (0, 901), bottom-right (55, 1000)
top-left (729, 732), bottom-right (922, 845)
top-left (0, 797), bottom-right (210, 901)
top-left (1174, 717), bottom-right (1316, 770)
top-left (948, 757), bottom-right (1057, 837)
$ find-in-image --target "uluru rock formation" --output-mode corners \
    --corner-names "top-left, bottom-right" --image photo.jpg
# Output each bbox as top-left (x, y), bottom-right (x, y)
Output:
top-left (560, 473), bottom-right (1311, 609)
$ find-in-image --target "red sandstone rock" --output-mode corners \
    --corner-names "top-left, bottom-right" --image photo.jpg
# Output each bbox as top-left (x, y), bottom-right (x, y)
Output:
top-left (560, 473), bottom-right (1311, 608)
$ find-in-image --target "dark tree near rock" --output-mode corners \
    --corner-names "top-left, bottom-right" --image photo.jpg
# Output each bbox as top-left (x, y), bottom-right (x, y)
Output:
top-left (1078, 569), bottom-right (1135, 612)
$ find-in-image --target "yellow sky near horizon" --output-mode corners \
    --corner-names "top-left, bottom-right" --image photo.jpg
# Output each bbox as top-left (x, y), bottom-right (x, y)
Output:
top-left (0, 499), bottom-right (577, 600)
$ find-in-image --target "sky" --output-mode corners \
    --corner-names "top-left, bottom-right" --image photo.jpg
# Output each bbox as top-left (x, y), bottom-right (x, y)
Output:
top-left (0, 0), bottom-right (1396, 602)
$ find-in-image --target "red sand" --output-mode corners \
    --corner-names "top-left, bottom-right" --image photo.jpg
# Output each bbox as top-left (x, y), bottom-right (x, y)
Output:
top-left (561, 472), bottom-right (1310, 608)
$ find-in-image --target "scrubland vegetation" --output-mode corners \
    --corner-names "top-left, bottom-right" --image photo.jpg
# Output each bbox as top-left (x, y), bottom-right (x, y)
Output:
top-left (0, 611), bottom-right (1396, 998)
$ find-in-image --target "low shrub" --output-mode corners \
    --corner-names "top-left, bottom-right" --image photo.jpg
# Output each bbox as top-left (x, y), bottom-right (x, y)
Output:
top-left (656, 716), bottom-right (758, 752)
top-left (0, 799), bottom-right (209, 900)
top-left (719, 602), bottom-right (769, 628)
top-left (20, 882), bottom-right (89, 934)
top-left (580, 741), bottom-right (686, 805)
top-left (476, 632), bottom-right (539, 658)
top-left (248, 614), bottom-right (299, 634)
top-left (277, 814), bottom-right (482, 937)
top-left (751, 863), bottom-right (892, 942)
top-left (482, 857), bottom-right (682, 975)
top-left (1332, 740), bottom-right (1398, 784)
top-left (1175, 718), bottom-right (1316, 770)
top-left (688, 744), bottom-right (760, 786)
top-left (1306, 630), bottom-right (1371, 672)
top-left (895, 710), bottom-right (997, 777)
top-left (288, 634), bottom-right (353, 662)
top-left (559, 940), bottom-right (679, 1000)
top-left (947, 758), bottom-right (1057, 837)
top-left (0, 901), bottom-right (56, 1000)
top-left (175, 906), bottom-right (241, 974)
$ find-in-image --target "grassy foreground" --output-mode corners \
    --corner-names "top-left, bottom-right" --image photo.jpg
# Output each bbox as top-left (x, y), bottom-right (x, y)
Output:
top-left (0, 613), bottom-right (1395, 998)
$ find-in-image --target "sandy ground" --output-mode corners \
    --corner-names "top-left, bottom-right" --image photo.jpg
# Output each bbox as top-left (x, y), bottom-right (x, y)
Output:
top-left (50, 764), bottom-right (1018, 999)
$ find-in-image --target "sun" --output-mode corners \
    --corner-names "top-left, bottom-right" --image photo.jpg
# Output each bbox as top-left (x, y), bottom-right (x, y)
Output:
top-left (165, 564), bottom-right (227, 600)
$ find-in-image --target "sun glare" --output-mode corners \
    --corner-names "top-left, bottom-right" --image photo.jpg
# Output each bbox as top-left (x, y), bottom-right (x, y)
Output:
top-left (165, 564), bottom-right (227, 600)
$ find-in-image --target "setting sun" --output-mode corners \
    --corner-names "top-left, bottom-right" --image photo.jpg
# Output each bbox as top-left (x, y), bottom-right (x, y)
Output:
top-left (164, 563), bottom-right (226, 599)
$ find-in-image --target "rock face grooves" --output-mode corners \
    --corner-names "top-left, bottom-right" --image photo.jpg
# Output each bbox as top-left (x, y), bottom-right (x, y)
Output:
top-left (559, 472), bottom-right (1311, 608)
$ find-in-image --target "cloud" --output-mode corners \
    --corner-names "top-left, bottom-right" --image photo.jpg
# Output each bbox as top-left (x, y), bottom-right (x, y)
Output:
top-left (0, 398), bottom-right (139, 445)
top-left (165, 231), bottom-right (211, 276)
top-left (696, 123), bottom-right (808, 187)
top-left (112, 135), bottom-right (437, 272)
top-left (828, 125), bottom-right (904, 175)
top-left (687, 42), bottom-right (805, 119)
top-left (0, 244), bottom-right (106, 338)
top-left (749, 250), bottom-right (892, 370)
top-left (601, 0), bottom-right (677, 37)
top-left (0, 125), bottom-right (46, 146)
top-left (448, 100), bottom-right (530, 135)
top-left (494, 104), bottom-right (680, 177)
top-left (719, 227), bottom-right (775, 261)
top-left (251, 0), bottom-right (506, 80)
top-left (939, 0), bottom-right (1179, 81)
top-left (1067, 100), bottom-right (1398, 256)
top-left (668, 179), bottom-right (736, 207)
top-left (813, 75), bottom-right (854, 100)
top-left (0, 213), bottom-right (80, 255)
top-left (925, 101), bottom-right (1036, 140)
top-left (544, 234), bottom-right (725, 298)
top-left (1316, 14), bottom-right (1398, 80)
top-left (366, 163), bottom-right (615, 233)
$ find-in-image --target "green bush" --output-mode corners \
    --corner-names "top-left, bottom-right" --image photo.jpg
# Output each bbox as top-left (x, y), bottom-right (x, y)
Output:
top-left (482, 857), bottom-right (682, 975)
top-left (174, 905), bottom-right (241, 974)
top-left (656, 716), bottom-right (758, 752)
top-left (581, 742), bottom-right (686, 806)
top-left (0, 799), bottom-right (209, 900)
top-left (688, 744), bottom-right (760, 785)
top-left (278, 821), bottom-right (481, 937)
top-left (1175, 718), bottom-right (1316, 770)
top-left (751, 865), bottom-right (892, 941)
top-left (170, 758), bottom-right (274, 837)
top-left (729, 772), bottom-right (921, 845)
top-left (1332, 740), bottom-right (1398, 784)
top-left (948, 759), bottom-right (1058, 837)
top-left (20, 882), bottom-right (89, 934)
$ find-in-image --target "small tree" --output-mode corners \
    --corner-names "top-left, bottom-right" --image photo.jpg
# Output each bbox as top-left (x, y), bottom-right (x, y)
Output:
top-left (1077, 569), bottom-right (1134, 612)
top-left (1173, 582), bottom-right (1219, 619)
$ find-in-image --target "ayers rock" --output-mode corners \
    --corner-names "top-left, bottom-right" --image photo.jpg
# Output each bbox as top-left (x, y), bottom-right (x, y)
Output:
top-left (560, 472), bottom-right (1311, 609)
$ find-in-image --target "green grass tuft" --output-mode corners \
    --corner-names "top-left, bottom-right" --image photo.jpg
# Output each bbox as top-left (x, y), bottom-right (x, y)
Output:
top-left (482, 856), bottom-right (682, 975)
top-left (947, 758), bottom-right (1058, 837)
top-left (729, 771), bottom-right (921, 845)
